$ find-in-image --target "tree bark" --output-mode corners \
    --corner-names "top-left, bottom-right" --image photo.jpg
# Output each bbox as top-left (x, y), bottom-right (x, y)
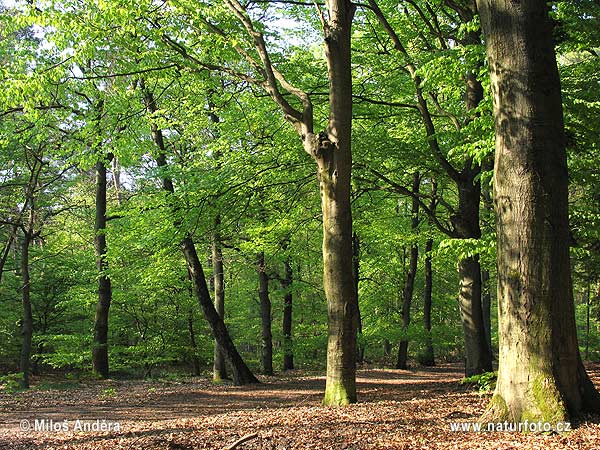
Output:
top-left (211, 219), bottom-right (228, 382)
top-left (282, 256), bottom-right (294, 370)
top-left (257, 252), bottom-right (273, 375)
top-left (397, 172), bottom-right (420, 369)
top-left (19, 232), bottom-right (33, 389)
top-left (478, 0), bottom-right (600, 422)
top-left (92, 157), bottom-right (112, 379)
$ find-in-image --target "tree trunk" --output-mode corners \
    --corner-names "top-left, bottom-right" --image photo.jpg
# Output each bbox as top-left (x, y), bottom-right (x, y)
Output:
top-left (310, 0), bottom-right (358, 405)
top-left (397, 172), bottom-right (420, 369)
top-left (481, 268), bottom-right (493, 358)
top-left (478, 0), bottom-right (600, 422)
top-left (19, 232), bottom-right (33, 389)
top-left (187, 309), bottom-right (201, 376)
top-left (282, 256), bottom-right (294, 371)
top-left (257, 252), bottom-right (273, 375)
top-left (92, 158), bottom-right (112, 379)
top-left (211, 220), bottom-right (228, 382)
top-left (454, 179), bottom-right (493, 376)
top-left (181, 238), bottom-right (259, 385)
top-left (141, 80), bottom-right (258, 385)
top-left (353, 232), bottom-right (364, 364)
top-left (421, 237), bottom-right (435, 366)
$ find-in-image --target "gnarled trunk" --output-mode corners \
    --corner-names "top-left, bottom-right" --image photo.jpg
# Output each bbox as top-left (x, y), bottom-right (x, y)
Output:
top-left (478, 0), bottom-right (600, 421)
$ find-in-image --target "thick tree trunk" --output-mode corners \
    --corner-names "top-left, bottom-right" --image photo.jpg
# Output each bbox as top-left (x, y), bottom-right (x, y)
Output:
top-left (421, 237), bottom-right (435, 366)
top-left (478, 0), bottom-right (600, 421)
top-left (397, 172), bottom-right (420, 369)
top-left (282, 256), bottom-right (294, 371)
top-left (312, 0), bottom-right (358, 405)
top-left (19, 233), bottom-right (33, 389)
top-left (141, 80), bottom-right (258, 385)
top-left (92, 159), bottom-right (112, 379)
top-left (211, 222), bottom-right (228, 382)
top-left (257, 252), bottom-right (273, 375)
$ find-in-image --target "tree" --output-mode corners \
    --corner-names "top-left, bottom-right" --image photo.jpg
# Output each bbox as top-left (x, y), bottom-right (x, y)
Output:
top-left (91, 100), bottom-right (113, 379)
top-left (140, 80), bottom-right (259, 386)
top-left (365, 0), bottom-right (493, 376)
top-left (477, 0), bottom-right (600, 421)
top-left (164, 0), bottom-right (359, 404)
top-left (397, 172), bottom-right (420, 369)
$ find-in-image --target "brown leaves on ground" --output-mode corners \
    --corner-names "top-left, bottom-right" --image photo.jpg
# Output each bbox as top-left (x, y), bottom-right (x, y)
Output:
top-left (0, 364), bottom-right (599, 449)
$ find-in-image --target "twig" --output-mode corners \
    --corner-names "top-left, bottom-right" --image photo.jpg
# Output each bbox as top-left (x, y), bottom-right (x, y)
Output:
top-left (223, 433), bottom-right (259, 449)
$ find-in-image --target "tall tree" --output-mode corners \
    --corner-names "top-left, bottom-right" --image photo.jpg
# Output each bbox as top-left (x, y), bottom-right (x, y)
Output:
top-left (211, 218), bottom-right (227, 382)
top-left (281, 253), bottom-right (294, 371)
top-left (257, 252), bottom-right (273, 375)
top-left (397, 172), bottom-right (420, 369)
top-left (91, 98), bottom-right (113, 378)
top-left (477, 0), bottom-right (600, 421)
top-left (163, 0), bottom-right (359, 404)
top-left (366, 0), bottom-right (492, 376)
top-left (140, 80), bottom-right (259, 386)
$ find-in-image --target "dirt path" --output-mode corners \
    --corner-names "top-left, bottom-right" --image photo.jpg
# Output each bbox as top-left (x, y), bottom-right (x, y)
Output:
top-left (1, 364), bottom-right (599, 449)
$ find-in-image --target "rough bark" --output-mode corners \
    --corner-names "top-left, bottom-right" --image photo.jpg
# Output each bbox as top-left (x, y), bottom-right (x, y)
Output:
top-left (282, 256), bottom-right (294, 371)
top-left (19, 232), bottom-right (33, 389)
top-left (92, 158), bottom-right (112, 379)
top-left (477, 0), bottom-right (600, 422)
top-left (397, 172), bottom-right (420, 369)
top-left (257, 252), bottom-right (273, 375)
top-left (141, 80), bottom-right (258, 385)
top-left (211, 219), bottom-right (228, 382)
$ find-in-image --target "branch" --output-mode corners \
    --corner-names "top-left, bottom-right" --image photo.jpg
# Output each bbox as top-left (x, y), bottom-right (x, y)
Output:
top-left (353, 94), bottom-right (419, 110)
top-left (360, 167), bottom-right (458, 237)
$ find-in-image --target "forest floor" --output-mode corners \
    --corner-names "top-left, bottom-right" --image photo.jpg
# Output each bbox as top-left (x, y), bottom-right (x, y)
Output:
top-left (1, 363), bottom-right (599, 449)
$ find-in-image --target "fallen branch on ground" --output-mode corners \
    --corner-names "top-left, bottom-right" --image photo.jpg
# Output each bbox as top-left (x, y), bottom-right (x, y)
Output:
top-left (223, 432), bottom-right (259, 449)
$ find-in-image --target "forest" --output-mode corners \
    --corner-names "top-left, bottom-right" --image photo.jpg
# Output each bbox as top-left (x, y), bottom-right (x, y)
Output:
top-left (1, 0), bottom-right (600, 448)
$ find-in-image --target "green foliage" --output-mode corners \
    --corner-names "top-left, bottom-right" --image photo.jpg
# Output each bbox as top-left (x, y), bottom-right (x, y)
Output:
top-left (461, 371), bottom-right (497, 393)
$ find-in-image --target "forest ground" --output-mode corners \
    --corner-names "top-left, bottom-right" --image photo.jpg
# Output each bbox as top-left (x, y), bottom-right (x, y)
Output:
top-left (1, 363), bottom-right (599, 449)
